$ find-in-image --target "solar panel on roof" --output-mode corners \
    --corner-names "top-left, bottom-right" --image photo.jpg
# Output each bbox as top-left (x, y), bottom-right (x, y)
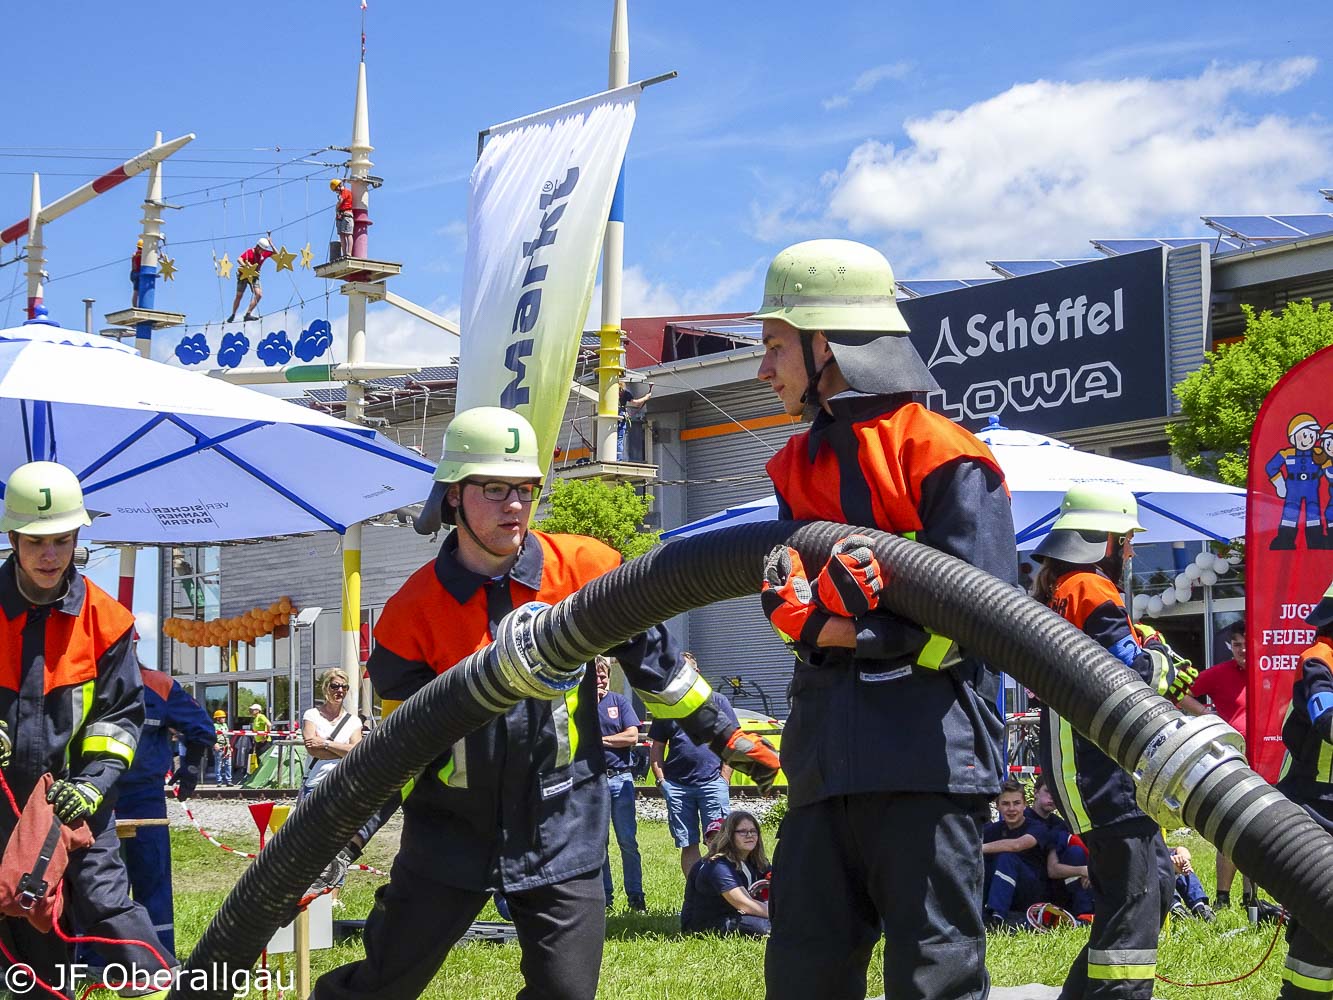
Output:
top-left (1273, 215), bottom-right (1333, 236)
top-left (987, 260), bottom-right (1066, 277)
top-left (1091, 236), bottom-right (1244, 256)
top-left (898, 279), bottom-right (977, 298)
top-left (1204, 215), bottom-right (1308, 240)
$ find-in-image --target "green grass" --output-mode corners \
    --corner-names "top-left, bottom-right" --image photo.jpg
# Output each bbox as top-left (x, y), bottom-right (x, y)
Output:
top-left (153, 821), bottom-right (1289, 999)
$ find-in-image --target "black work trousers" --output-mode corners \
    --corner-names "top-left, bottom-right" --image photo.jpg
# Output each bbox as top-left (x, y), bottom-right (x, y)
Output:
top-left (312, 862), bottom-right (605, 1000)
top-left (764, 791), bottom-right (991, 1000)
top-left (1280, 799), bottom-right (1333, 998)
top-left (1058, 817), bottom-right (1173, 1000)
top-left (0, 808), bottom-right (176, 1000)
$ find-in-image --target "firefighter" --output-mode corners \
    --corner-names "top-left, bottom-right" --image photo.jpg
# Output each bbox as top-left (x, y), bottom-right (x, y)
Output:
top-left (312, 407), bottom-right (778, 1000)
top-left (751, 239), bottom-right (1016, 1000)
top-left (1274, 578), bottom-right (1333, 997)
top-left (1266, 414), bottom-right (1324, 550)
top-left (1031, 484), bottom-right (1192, 999)
top-left (1320, 422), bottom-right (1333, 550)
top-left (112, 647), bottom-right (215, 955)
top-left (1, 461), bottom-right (175, 998)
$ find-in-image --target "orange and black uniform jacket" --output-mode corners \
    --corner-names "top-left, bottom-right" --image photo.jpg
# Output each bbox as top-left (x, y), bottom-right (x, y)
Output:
top-left (369, 529), bottom-right (694, 893)
top-left (1276, 636), bottom-right (1333, 806)
top-left (766, 393), bottom-right (1015, 807)
top-left (0, 556), bottom-right (143, 828)
top-left (1037, 568), bottom-right (1156, 833)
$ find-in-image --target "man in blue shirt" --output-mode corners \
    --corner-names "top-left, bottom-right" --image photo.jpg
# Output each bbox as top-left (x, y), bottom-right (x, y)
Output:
top-left (649, 667), bottom-right (737, 878)
top-left (596, 656), bottom-right (646, 912)
top-left (982, 781), bottom-right (1051, 925)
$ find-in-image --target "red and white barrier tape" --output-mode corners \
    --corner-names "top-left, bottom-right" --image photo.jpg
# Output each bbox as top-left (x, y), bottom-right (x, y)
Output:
top-left (170, 789), bottom-right (387, 875)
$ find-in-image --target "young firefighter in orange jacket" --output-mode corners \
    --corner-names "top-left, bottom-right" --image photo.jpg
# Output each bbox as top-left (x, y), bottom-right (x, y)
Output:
top-left (1032, 484), bottom-right (1196, 1000)
top-left (1274, 579), bottom-right (1333, 998)
top-left (1, 462), bottom-right (176, 999)
top-left (751, 240), bottom-right (1016, 1000)
top-left (312, 408), bottom-right (778, 1000)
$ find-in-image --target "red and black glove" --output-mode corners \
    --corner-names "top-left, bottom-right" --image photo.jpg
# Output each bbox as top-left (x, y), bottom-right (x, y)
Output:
top-left (814, 534), bottom-right (883, 618)
top-left (678, 697), bottom-right (782, 795)
top-left (718, 727), bottom-right (782, 795)
top-left (760, 545), bottom-right (830, 648)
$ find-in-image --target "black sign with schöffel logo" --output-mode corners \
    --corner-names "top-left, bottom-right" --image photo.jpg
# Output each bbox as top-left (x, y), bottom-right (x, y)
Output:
top-left (898, 247), bottom-right (1168, 433)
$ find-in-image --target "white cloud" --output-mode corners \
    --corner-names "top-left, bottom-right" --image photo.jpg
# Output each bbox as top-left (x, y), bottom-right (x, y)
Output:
top-left (327, 298), bottom-right (461, 368)
top-left (822, 62), bottom-right (913, 111)
top-left (816, 58), bottom-right (1330, 274)
top-left (587, 260), bottom-right (766, 325)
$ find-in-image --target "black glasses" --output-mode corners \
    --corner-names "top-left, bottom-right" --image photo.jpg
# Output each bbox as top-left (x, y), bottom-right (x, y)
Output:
top-left (467, 480), bottom-right (541, 503)
top-left (327, 683), bottom-right (349, 692)
top-left (735, 828), bottom-right (759, 837)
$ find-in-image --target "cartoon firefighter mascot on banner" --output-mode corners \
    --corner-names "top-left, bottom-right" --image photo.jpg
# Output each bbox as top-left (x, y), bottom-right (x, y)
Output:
top-left (0, 461), bottom-right (177, 998)
top-left (1032, 484), bottom-right (1197, 999)
top-left (1267, 413), bottom-right (1326, 550)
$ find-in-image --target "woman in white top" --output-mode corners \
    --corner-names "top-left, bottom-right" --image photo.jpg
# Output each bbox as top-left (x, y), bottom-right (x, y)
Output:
top-left (300, 668), bottom-right (363, 799)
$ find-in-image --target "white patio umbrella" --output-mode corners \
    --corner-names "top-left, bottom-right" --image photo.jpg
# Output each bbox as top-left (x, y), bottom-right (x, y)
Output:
top-left (1, 321), bottom-right (435, 543)
top-left (663, 419), bottom-right (1244, 546)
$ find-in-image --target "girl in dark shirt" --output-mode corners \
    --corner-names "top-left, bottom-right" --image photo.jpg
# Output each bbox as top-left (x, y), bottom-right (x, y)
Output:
top-left (683, 811), bottom-right (771, 937)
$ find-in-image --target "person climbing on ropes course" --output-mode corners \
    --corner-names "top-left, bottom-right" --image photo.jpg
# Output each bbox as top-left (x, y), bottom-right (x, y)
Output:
top-left (0, 461), bottom-right (177, 998)
top-left (332, 179), bottom-right (354, 260)
top-left (226, 235), bottom-right (276, 323)
top-left (1274, 578), bottom-right (1333, 998)
top-left (130, 238), bottom-right (143, 308)
top-left (752, 239), bottom-right (1016, 1000)
top-left (1032, 484), bottom-right (1190, 999)
top-left (312, 407), bottom-right (778, 1000)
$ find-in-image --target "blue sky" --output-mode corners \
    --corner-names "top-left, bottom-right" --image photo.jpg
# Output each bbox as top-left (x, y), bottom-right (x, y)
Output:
top-left (3, 1), bottom-right (1330, 642)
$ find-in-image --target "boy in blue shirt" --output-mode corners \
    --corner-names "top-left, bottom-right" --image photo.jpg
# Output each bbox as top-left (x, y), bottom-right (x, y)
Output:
top-left (982, 781), bottom-right (1051, 925)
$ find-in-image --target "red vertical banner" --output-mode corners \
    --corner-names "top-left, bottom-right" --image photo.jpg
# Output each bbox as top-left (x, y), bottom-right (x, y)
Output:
top-left (1245, 344), bottom-right (1333, 782)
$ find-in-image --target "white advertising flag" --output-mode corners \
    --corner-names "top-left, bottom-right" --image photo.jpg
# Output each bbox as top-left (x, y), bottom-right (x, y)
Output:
top-left (456, 86), bottom-right (639, 470)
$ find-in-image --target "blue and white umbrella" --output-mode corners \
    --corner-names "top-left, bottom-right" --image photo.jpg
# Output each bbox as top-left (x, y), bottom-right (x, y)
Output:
top-left (664, 419), bottom-right (1245, 546)
top-left (1, 322), bottom-right (435, 543)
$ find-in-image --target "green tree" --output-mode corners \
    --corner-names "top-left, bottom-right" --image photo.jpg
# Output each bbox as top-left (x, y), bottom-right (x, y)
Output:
top-left (1168, 298), bottom-right (1333, 486)
top-left (535, 477), bottom-right (661, 560)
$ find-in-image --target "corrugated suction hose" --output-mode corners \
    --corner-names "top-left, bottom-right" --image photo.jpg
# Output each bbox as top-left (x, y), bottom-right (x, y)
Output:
top-left (173, 521), bottom-right (1333, 998)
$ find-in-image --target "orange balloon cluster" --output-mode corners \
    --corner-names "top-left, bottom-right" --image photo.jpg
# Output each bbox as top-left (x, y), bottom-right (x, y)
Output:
top-left (164, 597), bottom-right (294, 648)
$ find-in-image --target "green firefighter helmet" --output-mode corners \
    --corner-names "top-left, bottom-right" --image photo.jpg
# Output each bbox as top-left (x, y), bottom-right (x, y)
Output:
top-left (747, 239), bottom-right (937, 396)
top-left (748, 239), bottom-right (909, 334)
top-left (1, 461), bottom-right (94, 536)
top-left (433, 407), bottom-right (543, 484)
top-left (1032, 484), bottom-right (1143, 564)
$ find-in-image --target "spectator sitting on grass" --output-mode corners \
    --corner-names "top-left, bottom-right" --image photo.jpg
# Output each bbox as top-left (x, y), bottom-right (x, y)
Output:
top-left (1168, 846), bottom-right (1216, 922)
top-left (682, 811), bottom-right (771, 937)
top-left (982, 781), bottom-right (1054, 927)
top-left (1029, 774), bottom-right (1094, 921)
top-left (680, 816), bottom-right (726, 933)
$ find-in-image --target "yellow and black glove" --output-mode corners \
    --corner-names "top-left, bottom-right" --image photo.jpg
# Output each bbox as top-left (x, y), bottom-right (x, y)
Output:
top-left (47, 779), bottom-right (102, 826)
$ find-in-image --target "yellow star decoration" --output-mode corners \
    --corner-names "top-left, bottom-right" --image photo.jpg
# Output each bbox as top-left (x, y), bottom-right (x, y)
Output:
top-left (271, 245), bottom-right (297, 272)
top-left (158, 254), bottom-right (177, 281)
top-left (217, 253), bottom-right (232, 279)
top-left (236, 258), bottom-right (259, 283)
top-left (299, 242), bottom-right (314, 269)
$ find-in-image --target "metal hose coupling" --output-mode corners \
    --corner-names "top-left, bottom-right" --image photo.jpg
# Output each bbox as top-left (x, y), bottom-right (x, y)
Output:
top-left (1132, 713), bottom-right (1246, 828)
top-left (493, 601), bottom-right (585, 701)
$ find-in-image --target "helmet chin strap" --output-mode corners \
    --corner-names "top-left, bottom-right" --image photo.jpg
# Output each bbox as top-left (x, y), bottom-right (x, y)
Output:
top-left (455, 494), bottom-right (517, 561)
top-left (798, 332), bottom-right (830, 417)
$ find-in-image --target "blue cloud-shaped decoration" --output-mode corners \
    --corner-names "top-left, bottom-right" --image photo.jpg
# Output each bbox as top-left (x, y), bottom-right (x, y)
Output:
top-left (295, 318), bottom-right (333, 362)
top-left (257, 330), bottom-right (294, 367)
top-left (174, 333), bottom-right (211, 366)
top-left (218, 331), bottom-right (251, 369)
